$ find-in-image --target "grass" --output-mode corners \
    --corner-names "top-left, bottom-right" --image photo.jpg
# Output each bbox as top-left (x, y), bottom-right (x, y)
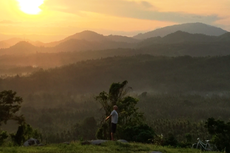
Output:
top-left (0, 141), bottom-right (221, 153)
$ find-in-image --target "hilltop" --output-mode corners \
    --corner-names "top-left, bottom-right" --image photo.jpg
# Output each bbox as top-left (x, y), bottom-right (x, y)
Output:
top-left (0, 141), bottom-right (202, 153)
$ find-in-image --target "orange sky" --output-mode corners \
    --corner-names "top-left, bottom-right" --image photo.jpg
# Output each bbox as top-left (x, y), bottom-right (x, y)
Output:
top-left (0, 0), bottom-right (229, 42)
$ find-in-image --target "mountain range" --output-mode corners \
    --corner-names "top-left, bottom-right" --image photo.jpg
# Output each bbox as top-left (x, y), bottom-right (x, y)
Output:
top-left (0, 22), bottom-right (230, 56)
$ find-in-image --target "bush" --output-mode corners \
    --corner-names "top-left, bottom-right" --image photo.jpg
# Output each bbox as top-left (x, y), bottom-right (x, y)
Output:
top-left (0, 131), bottom-right (8, 145)
top-left (122, 124), bottom-right (155, 143)
top-left (205, 118), bottom-right (230, 152)
top-left (163, 133), bottom-right (178, 147)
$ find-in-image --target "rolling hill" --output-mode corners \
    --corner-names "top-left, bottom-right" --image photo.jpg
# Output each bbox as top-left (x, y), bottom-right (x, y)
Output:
top-left (136, 31), bottom-right (230, 56)
top-left (1, 55), bottom-right (230, 95)
top-left (137, 31), bottom-right (230, 45)
top-left (0, 41), bottom-right (40, 55)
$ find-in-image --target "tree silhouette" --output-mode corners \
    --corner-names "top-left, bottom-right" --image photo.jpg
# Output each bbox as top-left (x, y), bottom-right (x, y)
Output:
top-left (0, 90), bottom-right (24, 126)
top-left (96, 81), bottom-right (149, 140)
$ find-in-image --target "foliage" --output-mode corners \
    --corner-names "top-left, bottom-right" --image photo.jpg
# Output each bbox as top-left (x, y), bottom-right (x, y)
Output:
top-left (2, 55), bottom-right (230, 146)
top-left (11, 123), bottom-right (42, 146)
top-left (205, 118), bottom-right (230, 152)
top-left (0, 90), bottom-right (24, 126)
top-left (163, 132), bottom-right (178, 147)
top-left (0, 131), bottom-right (8, 145)
top-left (43, 116), bottom-right (98, 143)
top-left (122, 124), bottom-right (155, 143)
top-left (3, 55), bottom-right (230, 95)
top-left (4, 92), bottom-right (223, 144)
top-left (72, 117), bottom-right (97, 140)
top-left (96, 81), bottom-right (153, 142)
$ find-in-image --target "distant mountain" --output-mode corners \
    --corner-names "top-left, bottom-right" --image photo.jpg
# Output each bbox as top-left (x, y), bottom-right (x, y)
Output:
top-left (1, 30), bottom-right (230, 57)
top-left (0, 38), bottom-right (24, 49)
top-left (137, 31), bottom-right (230, 56)
top-left (52, 38), bottom-right (134, 52)
top-left (133, 22), bottom-right (228, 39)
top-left (0, 41), bottom-right (38, 55)
top-left (52, 39), bottom-right (95, 52)
top-left (0, 38), bottom-right (46, 49)
top-left (64, 30), bottom-right (108, 42)
top-left (30, 41), bottom-right (45, 47)
top-left (44, 31), bottom-right (109, 47)
top-left (106, 35), bottom-right (139, 43)
top-left (0, 37), bottom-right (134, 55)
top-left (44, 31), bottom-right (138, 47)
top-left (218, 32), bottom-right (230, 41)
top-left (138, 31), bottom-right (217, 47)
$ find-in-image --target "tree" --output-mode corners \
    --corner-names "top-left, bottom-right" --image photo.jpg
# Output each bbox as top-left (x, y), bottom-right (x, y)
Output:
top-left (205, 118), bottom-right (230, 152)
top-left (0, 131), bottom-right (8, 145)
top-left (96, 81), bottom-right (154, 141)
top-left (0, 90), bottom-right (25, 145)
top-left (0, 90), bottom-right (24, 126)
top-left (11, 123), bottom-right (42, 146)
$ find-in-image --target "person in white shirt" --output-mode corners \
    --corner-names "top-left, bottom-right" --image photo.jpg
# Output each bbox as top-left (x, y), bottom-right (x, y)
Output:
top-left (105, 105), bottom-right (118, 140)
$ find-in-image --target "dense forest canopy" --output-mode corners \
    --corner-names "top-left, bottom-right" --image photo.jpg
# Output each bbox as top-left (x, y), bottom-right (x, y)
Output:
top-left (1, 55), bottom-right (230, 95)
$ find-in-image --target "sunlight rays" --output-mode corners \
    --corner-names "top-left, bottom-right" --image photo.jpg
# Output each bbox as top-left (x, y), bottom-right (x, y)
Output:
top-left (17, 0), bottom-right (44, 15)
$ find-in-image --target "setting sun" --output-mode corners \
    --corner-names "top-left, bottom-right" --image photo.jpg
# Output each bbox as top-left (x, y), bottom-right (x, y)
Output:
top-left (17, 0), bottom-right (44, 15)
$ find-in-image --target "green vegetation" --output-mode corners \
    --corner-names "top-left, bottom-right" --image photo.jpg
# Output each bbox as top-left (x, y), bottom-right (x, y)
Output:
top-left (11, 123), bottom-right (42, 146)
top-left (0, 141), bottom-right (217, 153)
top-left (0, 90), bottom-right (40, 146)
top-left (1, 55), bottom-right (230, 150)
top-left (0, 90), bottom-right (24, 145)
top-left (205, 118), bottom-right (230, 152)
top-left (0, 90), bottom-right (24, 126)
top-left (96, 81), bottom-right (154, 142)
top-left (2, 55), bottom-right (230, 95)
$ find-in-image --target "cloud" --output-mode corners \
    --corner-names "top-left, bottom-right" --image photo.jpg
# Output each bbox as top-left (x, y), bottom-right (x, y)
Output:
top-left (0, 20), bottom-right (19, 24)
top-left (44, 0), bottom-right (221, 24)
top-left (141, 1), bottom-right (153, 8)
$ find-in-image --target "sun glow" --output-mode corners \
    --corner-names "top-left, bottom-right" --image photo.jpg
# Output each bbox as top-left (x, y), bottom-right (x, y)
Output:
top-left (17, 0), bottom-right (44, 15)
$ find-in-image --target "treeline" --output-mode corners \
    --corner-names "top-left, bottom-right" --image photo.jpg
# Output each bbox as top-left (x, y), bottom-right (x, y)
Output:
top-left (1, 55), bottom-right (230, 95)
top-left (3, 92), bottom-right (228, 144)
top-left (1, 90), bottom-right (230, 146)
top-left (138, 94), bottom-right (230, 121)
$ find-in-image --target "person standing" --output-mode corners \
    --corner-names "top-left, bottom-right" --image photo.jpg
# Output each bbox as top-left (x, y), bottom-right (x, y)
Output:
top-left (105, 105), bottom-right (118, 140)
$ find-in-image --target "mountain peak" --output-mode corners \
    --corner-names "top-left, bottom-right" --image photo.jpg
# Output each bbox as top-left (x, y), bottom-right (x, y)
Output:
top-left (63, 30), bottom-right (107, 42)
top-left (133, 22), bottom-right (228, 39)
top-left (78, 30), bottom-right (101, 35)
top-left (11, 41), bottom-right (35, 48)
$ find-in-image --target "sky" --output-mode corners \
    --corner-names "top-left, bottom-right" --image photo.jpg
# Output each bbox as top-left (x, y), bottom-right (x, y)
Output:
top-left (0, 0), bottom-right (230, 42)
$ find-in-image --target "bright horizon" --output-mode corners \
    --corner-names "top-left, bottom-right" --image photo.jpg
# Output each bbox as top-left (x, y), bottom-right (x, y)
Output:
top-left (0, 0), bottom-right (230, 42)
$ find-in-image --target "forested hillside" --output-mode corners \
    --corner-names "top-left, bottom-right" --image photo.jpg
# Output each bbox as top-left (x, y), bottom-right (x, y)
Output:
top-left (1, 54), bottom-right (230, 144)
top-left (1, 55), bottom-right (230, 95)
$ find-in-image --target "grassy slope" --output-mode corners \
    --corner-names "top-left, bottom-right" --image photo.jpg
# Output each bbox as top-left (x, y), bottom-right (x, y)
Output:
top-left (0, 141), bottom-right (215, 153)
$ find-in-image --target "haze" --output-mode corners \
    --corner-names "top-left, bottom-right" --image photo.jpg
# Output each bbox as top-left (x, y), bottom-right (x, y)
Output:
top-left (0, 0), bottom-right (230, 42)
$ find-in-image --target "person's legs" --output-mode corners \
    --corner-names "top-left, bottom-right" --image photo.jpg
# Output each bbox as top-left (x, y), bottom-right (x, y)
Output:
top-left (111, 123), bottom-right (117, 140)
top-left (111, 132), bottom-right (114, 140)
